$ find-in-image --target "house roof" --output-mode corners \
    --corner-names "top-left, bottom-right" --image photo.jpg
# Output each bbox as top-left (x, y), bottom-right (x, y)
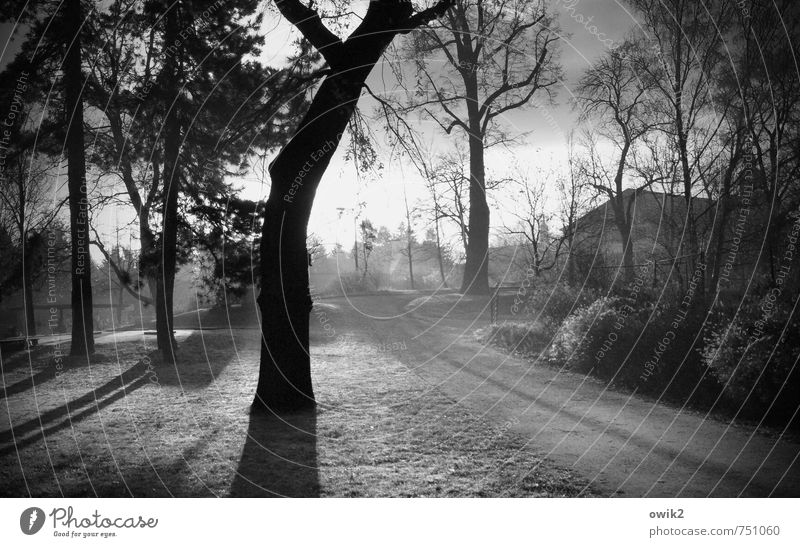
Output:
top-left (576, 189), bottom-right (716, 234)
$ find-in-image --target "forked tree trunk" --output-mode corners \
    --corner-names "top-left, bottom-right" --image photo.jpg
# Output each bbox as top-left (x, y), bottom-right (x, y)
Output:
top-left (254, 18), bottom-right (423, 410)
top-left (64, 0), bottom-right (94, 356)
top-left (254, 56), bottom-right (386, 412)
top-left (254, 0), bottom-right (452, 412)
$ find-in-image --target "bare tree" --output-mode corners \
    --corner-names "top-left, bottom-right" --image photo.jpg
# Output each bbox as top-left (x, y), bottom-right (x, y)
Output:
top-left (574, 39), bottom-right (655, 283)
top-left (370, 99), bottom-right (458, 288)
top-left (558, 135), bottom-right (594, 285)
top-left (0, 150), bottom-right (65, 336)
top-left (385, 0), bottom-right (561, 294)
top-left (502, 167), bottom-right (561, 278)
top-left (428, 149), bottom-right (471, 257)
top-left (306, 233), bottom-right (326, 267)
top-left (629, 0), bottom-right (734, 296)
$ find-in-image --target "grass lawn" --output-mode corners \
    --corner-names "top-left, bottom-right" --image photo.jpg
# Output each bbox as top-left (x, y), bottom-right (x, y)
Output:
top-left (0, 305), bottom-right (589, 497)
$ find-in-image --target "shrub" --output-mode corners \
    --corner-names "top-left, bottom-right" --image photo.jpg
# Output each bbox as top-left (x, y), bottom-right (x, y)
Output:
top-left (519, 282), bottom-right (602, 326)
top-left (546, 296), bottom-right (630, 375)
top-left (702, 295), bottom-right (800, 424)
top-left (481, 321), bottom-right (550, 356)
top-left (489, 282), bottom-right (800, 428)
top-left (544, 295), bottom-right (709, 393)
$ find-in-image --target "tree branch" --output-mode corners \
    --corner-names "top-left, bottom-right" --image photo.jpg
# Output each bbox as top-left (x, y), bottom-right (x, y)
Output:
top-left (273, 0), bottom-right (345, 66)
top-left (90, 230), bottom-right (153, 306)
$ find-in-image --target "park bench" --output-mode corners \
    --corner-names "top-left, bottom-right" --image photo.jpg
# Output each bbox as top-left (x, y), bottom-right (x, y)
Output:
top-left (0, 335), bottom-right (39, 354)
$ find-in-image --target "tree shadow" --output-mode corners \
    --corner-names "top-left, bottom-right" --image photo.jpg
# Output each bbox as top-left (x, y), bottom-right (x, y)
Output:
top-left (0, 352), bottom-right (109, 400)
top-left (0, 354), bottom-right (156, 457)
top-left (230, 409), bottom-right (319, 497)
top-left (156, 332), bottom-right (235, 389)
top-left (0, 343), bottom-right (60, 375)
top-left (1, 366), bottom-right (61, 400)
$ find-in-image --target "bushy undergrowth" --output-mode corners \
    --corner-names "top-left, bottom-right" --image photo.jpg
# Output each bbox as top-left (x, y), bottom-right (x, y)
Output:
top-left (515, 282), bottom-right (601, 325)
top-left (702, 296), bottom-right (800, 424)
top-left (486, 282), bottom-right (799, 428)
top-left (323, 273), bottom-right (378, 296)
top-left (481, 321), bottom-right (550, 356)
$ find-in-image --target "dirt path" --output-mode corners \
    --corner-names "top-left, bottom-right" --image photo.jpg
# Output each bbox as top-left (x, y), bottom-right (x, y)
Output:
top-left (333, 293), bottom-right (800, 497)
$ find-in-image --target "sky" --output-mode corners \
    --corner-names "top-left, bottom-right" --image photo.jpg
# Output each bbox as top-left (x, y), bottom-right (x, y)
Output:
top-left (1, 0), bottom-right (639, 254)
top-left (243, 0), bottom-right (639, 250)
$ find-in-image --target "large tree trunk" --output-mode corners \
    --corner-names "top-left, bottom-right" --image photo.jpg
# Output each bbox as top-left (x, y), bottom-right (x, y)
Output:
top-left (460, 119), bottom-right (490, 295)
top-left (255, 74), bottom-right (363, 411)
top-left (156, 2), bottom-right (181, 362)
top-left (64, 0), bottom-right (94, 356)
top-left (254, 0), bottom-right (451, 412)
top-left (254, 47), bottom-right (392, 413)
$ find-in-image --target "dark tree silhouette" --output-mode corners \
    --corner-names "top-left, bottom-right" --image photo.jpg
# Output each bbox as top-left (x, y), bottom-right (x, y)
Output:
top-left (0, 1), bottom-right (89, 343)
top-left (81, 0), bottom-right (312, 361)
top-left (154, 0), bottom-right (182, 360)
top-left (64, 0), bottom-right (94, 355)
top-left (255, 0), bottom-right (453, 412)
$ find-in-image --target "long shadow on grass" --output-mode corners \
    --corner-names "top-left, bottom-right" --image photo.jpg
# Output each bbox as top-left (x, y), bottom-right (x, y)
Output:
top-left (1, 366), bottom-right (61, 400)
top-left (0, 354), bottom-right (156, 457)
top-left (156, 332), bottom-right (234, 388)
top-left (230, 410), bottom-right (319, 497)
top-left (0, 353), bottom-right (104, 400)
top-left (1, 352), bottom-right (142, 400)
top-left (0, 344), bottom-right (60, 375)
